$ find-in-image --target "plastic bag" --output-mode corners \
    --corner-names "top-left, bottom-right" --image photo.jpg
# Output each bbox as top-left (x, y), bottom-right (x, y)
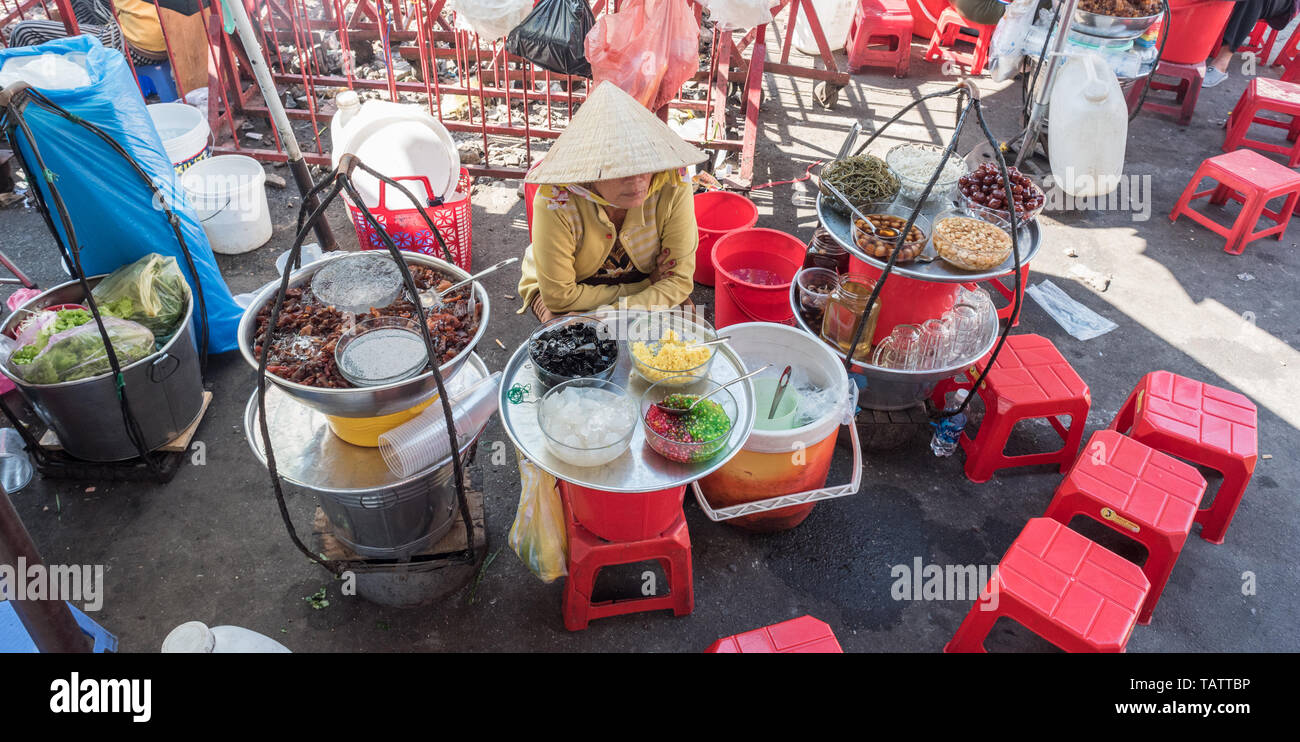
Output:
top-left (697, 0), bottom-right (778, 32)
top-left (10, 317), bottom-right (156, 385)
top-left (1025, 279), bottom-right (1118, 341)
top-left (506, 0), bottom-right (595, 77)
top-left (585, 0), bottom-right (700, 112)
top-left (950, 0), bottom-right (1008, 26)
top-left (988, 0), bottom-right (1038, 82)
top-left (0, 52), bottom-right (90, 90)
top-left (450, 0), bottom-right (535, 40)
top-left (91, 253), bottom-right (189, 339)
top-left (508, 450), bottom-right (568, 583)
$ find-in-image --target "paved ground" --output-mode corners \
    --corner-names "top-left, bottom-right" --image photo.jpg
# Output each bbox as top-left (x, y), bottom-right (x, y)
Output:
top-left (3, 41), bottom-right (1298, 652)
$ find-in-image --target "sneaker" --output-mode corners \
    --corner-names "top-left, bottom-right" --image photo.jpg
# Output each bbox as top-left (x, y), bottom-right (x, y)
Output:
top-left (1204, 66), bottom-right (1230, 88)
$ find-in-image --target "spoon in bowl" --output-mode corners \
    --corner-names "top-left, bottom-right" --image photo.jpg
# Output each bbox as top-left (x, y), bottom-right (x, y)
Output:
top-left (651, 364), bottom-right (771, 417)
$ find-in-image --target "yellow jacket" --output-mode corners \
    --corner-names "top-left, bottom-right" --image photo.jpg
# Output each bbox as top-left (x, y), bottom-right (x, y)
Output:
top-left (517, 175), bottom-right (698, 314)
top-left (115, 0), bottom-right (167, 54)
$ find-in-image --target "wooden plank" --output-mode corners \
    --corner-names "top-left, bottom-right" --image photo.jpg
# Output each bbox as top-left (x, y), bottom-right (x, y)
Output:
top-left (157, 7), bottom-right (211, 96)
top-left (39, 390), bottom-right (212, 453)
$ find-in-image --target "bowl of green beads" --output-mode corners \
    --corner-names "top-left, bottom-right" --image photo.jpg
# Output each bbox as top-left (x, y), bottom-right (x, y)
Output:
top-left (640, 374), bottom-right (736, 464)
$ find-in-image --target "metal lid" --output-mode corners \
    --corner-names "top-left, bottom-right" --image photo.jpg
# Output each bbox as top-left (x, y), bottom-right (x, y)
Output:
top-left (245, 353), bottom-right (488, 493)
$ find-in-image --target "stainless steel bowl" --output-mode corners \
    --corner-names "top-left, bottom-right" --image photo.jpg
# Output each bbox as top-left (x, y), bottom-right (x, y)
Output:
top-left (1071, 9), bottom-right (1162, 40)
top-left (237, 252), bottom-right (489, 418)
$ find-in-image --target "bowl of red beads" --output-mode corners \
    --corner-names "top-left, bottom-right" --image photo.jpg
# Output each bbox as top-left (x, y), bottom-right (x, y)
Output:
top-left (640, 375), bottom-right (736, 464)
top-left (957, 162), bottom-right (1045, 228)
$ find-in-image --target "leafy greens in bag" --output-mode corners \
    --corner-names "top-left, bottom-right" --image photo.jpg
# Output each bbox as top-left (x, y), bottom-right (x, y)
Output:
top-left (91, 253), bottom-right (189, 338)
top-left (9, 316), bottom-right (155, 385)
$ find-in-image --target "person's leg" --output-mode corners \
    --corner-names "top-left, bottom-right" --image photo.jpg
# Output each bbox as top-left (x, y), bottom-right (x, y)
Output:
top-left (1208, 0), bottom-right (1266, 87)
top-left (5, 20), bottom-right (72, 48)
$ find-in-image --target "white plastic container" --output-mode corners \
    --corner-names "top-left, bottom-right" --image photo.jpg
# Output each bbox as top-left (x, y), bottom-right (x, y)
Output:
top-left (147, 102), bottom-right (211, 174)
top-left (328, 95), bottom-right (459, 209)
top-left (794, 0), bottom-right (855, 55)
top-left (1048, 53), bottom-right (1127, 199)
top-left (162, 621), bottom-right (291, 653)
top-left (180, 155), bottom-right (273, 254)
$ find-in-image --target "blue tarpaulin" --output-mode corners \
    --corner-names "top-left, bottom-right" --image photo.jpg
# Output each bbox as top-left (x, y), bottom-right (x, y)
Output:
top-left (0, 35), bottom-right (242, 354)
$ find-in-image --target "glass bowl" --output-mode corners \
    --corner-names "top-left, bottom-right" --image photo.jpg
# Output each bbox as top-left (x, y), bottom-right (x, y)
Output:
top-left (851, 202), bottom-right (932, 263)
top-left (333, 316), bottom-right (429, 387)
top-left (640, 374), bottom-right (736, 464)
top-left (528, 314), bottom-right (619, 391)
top-left (628, 309), bottom-right (718, 386)
top-left (886, 142), bottom-right (969, 201)
top-left (931, 207), bottom-right (1014, 272)
top-left (795, 267), bottom-right (839, 325)
top-left (537, 378), bottom-right (637, 468)
top-left (956, 166), bottom-right (1046, 228)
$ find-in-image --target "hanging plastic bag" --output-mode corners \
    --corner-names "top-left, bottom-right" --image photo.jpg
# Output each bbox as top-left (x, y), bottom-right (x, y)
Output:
top-left (987, 0), bottom-right (1038, 82)
top-left (585, 0), bottom-right (701, 112)
top-left (506, 0), bottom-right (596, 77)
top-left (9, 316), bottom-right (156, 385)
top-left (697, 0), bottom-right (779, 32)
top-left (508, 450), bottom-right (569, 583)
top-left (91, 253), bottom-right (189, 340)
top-left (450, 0), bottom-right (535, 41)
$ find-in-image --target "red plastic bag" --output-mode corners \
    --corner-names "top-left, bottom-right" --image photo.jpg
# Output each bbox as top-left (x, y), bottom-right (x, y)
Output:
top-left (584, 0), bottom-right (700, 112)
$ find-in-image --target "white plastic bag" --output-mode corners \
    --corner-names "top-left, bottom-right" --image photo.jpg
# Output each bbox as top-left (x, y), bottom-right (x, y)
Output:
top-left (1025, 279), bottom-right (1118, 341)
top-left (698, 0), bottom-right (780, 32)
top-left (988, 0), bottom-right (1038, 83)
top-left (0, 52), bottom-right (91, 90)
top-left (450, 0), bottom-right (535, 40)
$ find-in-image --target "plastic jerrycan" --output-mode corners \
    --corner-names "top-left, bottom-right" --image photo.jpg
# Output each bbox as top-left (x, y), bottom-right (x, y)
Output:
top-left (328, 92), bottom-right (459, 208)
top-left (1048, 53), bottom-right (1127, 198)
top-left (328, 89), bottom-right (362, 161)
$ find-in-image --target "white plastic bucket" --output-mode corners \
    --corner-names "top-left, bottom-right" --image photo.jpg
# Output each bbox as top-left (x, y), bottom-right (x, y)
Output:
top-left (147, 102), bottom-right (211, 175)
top-left (181, 155), bottom-right (273, 255)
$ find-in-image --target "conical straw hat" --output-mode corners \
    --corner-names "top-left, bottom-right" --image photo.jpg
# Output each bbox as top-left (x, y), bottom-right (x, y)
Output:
top-left (525, 82), bottom-right (708, 184)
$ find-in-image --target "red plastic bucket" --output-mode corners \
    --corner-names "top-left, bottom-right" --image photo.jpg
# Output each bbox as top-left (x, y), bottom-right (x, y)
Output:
top-left (712, 228), bottom-right (806, 328)
top-left (560, 481), bottom-right (687, 542)
top-left (693, 191), bottom-right (759, 286)
top-left (849, 256), bottom-right (961, 345)
top-left (1160, 0), bottom-right (1234, 65)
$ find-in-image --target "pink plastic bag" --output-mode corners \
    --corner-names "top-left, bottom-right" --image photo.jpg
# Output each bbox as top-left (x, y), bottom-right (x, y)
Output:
top-left (584, 0), bottom-right (700, 112)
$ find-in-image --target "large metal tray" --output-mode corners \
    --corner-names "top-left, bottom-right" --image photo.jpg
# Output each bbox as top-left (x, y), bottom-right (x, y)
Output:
top-left (817, 193), bottom-right (1041, 283)
top-left (498, 309), bottom-right (757, 493)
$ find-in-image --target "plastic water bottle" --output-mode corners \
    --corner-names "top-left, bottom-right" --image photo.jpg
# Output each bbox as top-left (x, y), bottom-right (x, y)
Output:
top-left (930, 389), bottom-right (969, 457)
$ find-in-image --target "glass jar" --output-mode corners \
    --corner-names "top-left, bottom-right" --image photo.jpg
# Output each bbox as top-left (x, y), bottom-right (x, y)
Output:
top-left (819, 273), bottom-right (881, 362)
top-left (802, 228), bottom-right (851, 274)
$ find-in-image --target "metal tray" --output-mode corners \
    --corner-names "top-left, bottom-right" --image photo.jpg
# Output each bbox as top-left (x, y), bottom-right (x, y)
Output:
top-left (817, 193), bottom-right (1041, 283)
top-left (1071, 9), bottom-right (1162, 40)
top-left (498, 309), bottom-right (757, 493)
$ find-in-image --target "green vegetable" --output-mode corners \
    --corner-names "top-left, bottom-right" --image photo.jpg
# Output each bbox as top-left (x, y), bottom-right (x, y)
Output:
top-left (10, 309), bottom-right (93, 366)
top-left (822, 154), bottom-right (900, 212)
top-left (91, 254), bottom-right (188, 338)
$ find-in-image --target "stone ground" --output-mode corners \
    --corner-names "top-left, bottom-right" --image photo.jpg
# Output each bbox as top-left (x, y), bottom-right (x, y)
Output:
top-left (2, 40), bottom-right (1297, 652)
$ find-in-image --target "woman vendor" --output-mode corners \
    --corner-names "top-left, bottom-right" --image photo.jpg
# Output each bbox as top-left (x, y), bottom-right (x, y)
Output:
top-left (517, 81), bottom-right (709, 322)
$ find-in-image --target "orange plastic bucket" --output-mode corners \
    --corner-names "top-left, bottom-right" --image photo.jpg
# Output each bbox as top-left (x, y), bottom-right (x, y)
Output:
top-left (693, 191), bottom-right (759, 286)
top-left (711, 228), bottom-right (805, 328)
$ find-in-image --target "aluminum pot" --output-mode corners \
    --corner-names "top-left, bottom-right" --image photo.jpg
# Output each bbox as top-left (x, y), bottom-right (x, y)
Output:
top-left (244, 354), bottom-right (491, 561)
top-left (788, 280), bottom-right (998, 411)
top-left (0, 275), bottom-right (203, 462)
top-left (236, 251), bottom-right (490, 418)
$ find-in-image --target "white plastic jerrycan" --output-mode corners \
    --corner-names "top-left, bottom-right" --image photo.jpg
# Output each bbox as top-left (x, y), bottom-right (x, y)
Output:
top-left (1048, 52), bottom-right (1127, 199)
top-left (161, 621), bottom-right (292, 653)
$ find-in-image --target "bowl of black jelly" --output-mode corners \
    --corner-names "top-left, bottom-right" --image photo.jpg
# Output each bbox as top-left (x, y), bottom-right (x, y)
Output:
top-left (528, 315), bottom-right (619, 391)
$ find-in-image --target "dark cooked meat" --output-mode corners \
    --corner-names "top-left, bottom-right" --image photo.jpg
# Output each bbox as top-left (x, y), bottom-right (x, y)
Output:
top-left (252, 265), bottom-right (481, 388)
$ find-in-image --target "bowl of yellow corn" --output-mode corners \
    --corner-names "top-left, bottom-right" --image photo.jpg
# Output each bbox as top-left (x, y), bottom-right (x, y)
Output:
top-left (628, 310), bottom-right (718, 386)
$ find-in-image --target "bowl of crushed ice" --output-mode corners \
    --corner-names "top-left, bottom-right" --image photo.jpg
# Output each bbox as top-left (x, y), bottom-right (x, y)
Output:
top-left (536, 378), bottom-right (638, 468)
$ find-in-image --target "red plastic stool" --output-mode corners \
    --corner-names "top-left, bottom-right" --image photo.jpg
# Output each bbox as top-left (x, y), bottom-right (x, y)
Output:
top-left (1169, 148), bottom-right (1300, 255)
top-left (1109, 372), bottom-right (1258, 545)
top-left (923, 8), bottom-right (994, 76)
top-left (560, 490), bottom-right (693, 631)
top-left (1223, 77), bottom-right (1300, 168)
top-left (1272, 21), bottom-right (1300, 70)
top-left (1238, 20), bottom-right (1278, 63)
top-left (944, 518), bottom-right (1149, 653)
top-left (1140, 61), bottom-right (1206, 126)
top-left (706, 615), bottom-right (843, 653)
top-left (1045, 430), bottom-right (1208, 625)
top-left (847, 0), bottom-right (913, 77)
top-left (931, 334), bottom-right (1091, 483)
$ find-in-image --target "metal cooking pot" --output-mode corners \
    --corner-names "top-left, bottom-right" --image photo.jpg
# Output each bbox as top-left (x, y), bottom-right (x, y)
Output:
top-left (0, 275), bottom-right (204, 462)
top-left (244, 353), bottom-right (491, 560)
top-left (236, 251), bottom-right (490, 419)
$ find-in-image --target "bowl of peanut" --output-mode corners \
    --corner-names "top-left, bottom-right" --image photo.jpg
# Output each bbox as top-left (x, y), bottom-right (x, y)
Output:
top-left (851, 203), bottom-right (931, 264)
top-left (931, 208), bottom-right (1014, 272)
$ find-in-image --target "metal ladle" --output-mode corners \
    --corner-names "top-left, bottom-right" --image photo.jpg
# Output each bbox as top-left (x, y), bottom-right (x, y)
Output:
top-left (651, 364), bottom-right (771, 417)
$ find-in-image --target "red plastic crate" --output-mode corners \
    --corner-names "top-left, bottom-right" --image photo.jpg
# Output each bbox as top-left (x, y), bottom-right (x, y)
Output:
top-left (347, 168), bottom-right (473, 270)
top-left (707, 616), bottom-right (843, 653)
